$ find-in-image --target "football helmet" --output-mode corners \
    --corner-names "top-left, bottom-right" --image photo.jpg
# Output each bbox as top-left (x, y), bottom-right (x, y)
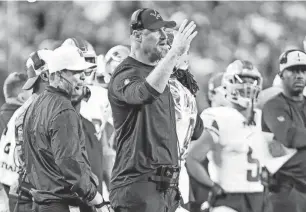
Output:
top-left (222, 60), bottom-right (262, 108)
top-left (96, 45), bottom-right (130, 86)
top-left (62, 37), bottom-right (97, 63)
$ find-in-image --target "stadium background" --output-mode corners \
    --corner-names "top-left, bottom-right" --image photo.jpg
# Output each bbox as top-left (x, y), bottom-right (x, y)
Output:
top-left (1, 1), bottom-right (306, 111)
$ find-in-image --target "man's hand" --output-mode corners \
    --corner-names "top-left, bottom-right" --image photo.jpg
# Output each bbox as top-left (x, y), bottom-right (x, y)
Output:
top-left (210, 182), bottom-right (225, 197)
top-left (96, 205), bottom-right (114, 212)
top-left (170, 19), bottom-right (198, 57)
top-left (201, 183), bottom-right (225, 212)
top-left (268, 140), bottom-right (286, 157)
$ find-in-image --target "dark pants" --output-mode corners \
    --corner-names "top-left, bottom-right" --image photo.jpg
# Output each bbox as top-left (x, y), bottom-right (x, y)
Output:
top-left (270, 184), bottom-right (306, 212)
top-left (36, 203), bottom-right (70, 212)
top-left (110, 181), bottom-right (180, 212)
top-left (9, 196), bottom-right (33, 212)
top-left (214, 192), bottom-right (272, 212)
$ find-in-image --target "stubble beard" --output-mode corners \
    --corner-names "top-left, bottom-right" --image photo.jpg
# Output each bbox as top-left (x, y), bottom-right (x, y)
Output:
top-left (147, 46), bottom-right (169, 64)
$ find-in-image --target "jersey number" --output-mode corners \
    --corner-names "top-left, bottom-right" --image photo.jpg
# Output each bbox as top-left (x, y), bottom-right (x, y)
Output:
top-left (247, 147), bottom-right (260, 182)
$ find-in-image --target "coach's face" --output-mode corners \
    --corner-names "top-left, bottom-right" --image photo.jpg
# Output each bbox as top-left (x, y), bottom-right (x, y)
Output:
top-left (60, 70), bottom-right (86, 96)
top-left (282, 65), bottom-right (306, 96)
top-left (141, 28), bottom-right (169, 63)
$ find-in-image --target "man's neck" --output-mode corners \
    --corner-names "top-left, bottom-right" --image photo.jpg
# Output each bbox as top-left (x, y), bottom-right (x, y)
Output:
top-left (34, 83), bottom-right (47, 95)
top-left (232, 103), bottom-right (252, 120)
top-left (282, 89), bottom-right (304, 101)
top-left (130, 51), bottom-right (158, 66)
top-left (73, 102), bottom-right (81, 113)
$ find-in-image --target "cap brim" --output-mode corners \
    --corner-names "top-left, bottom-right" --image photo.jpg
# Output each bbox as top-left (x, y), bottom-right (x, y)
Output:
top-left (280, 63), bottom-right (306, 72)
top-left (67, 61), bottom-right (97, 72)
top-left (147, 20), bottom-right (176, 30)
top-left (22, 76), bottom-right (39, 90)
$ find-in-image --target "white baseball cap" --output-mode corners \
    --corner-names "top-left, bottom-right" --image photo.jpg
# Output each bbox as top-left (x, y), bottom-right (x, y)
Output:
top-left (48, 45), bottom-right (96, 74)
top-left (279, 50), bottom-right (306, 73)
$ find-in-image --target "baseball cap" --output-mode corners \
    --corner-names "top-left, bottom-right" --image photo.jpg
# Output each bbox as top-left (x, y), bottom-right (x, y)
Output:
top-left (279, 50), bottom-right (306, 73)
top-left (130, 8), bottom-right (176, 33)
top-left (23, 49), bottom-right (53, 90)
top-left (48, 45), bottom-right (97, 74)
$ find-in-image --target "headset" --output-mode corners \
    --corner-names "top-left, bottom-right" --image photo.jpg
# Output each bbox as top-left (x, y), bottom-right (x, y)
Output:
top-left (130, 8), bottom-right (147, 32)
top-left (279, 49), bottom-right (304, 64)
top-left (279, 49), bottom-right (306, 77)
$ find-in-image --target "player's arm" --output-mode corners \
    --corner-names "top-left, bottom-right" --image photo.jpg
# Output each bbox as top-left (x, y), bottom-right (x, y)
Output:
top-left (263, 99), bottom-right (306, 149)
top-left (191, 114), bottom-right (204, 140)
top-left (186, 129), bottom-right (215, 187)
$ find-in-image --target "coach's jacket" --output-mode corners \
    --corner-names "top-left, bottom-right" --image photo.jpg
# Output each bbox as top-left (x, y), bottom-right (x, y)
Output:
top-left (23, 86), bottom-right (98, 205)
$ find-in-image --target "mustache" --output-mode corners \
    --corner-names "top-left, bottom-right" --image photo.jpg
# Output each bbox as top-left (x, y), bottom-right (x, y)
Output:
top-left (158, 39), bottom-right (167, 44)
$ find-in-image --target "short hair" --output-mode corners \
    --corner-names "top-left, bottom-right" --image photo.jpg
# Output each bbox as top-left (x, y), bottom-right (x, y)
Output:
top-left (3, 72), bottom-right (28, 101)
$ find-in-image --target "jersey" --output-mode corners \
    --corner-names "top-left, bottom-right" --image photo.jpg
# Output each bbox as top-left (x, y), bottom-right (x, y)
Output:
top-left (0, 94), bottom-right (37, 187)
top-left (201, 106), bottom-right (270, 193)
top-left (169, 78), bottom-right (198, 160)
top-left (169, 78), bottom-right (198, 203)
top-left (80, 85), bottom-right (113, 130)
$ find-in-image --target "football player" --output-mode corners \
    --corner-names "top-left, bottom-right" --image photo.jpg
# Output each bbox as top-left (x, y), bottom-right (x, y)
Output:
top-left (97, 45), bottom-right (130, 88)
top-left (186, 60), bottom-right (271, 212)
top-left (168, 52), bottom-right (202, 212)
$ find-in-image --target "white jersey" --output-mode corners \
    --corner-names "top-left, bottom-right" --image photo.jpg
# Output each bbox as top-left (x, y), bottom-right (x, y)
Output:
top-left (201, 106), bottom-right (270, 193)
top-left (169, 78), bottom-right (198, 204)
top-left (169, 78), bottom-right (198, 160)
top-left (80, 85), bottom-right (113, 131)
top-left (0, 94), bottom-right (37, 187)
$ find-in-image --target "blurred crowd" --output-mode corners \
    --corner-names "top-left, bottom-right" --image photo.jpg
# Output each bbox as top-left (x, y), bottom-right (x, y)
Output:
top-left (1, 1), bottom-right (306, 111)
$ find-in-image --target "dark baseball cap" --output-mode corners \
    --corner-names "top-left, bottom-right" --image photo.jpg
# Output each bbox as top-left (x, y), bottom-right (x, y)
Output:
top-left (130, 8), bottom-right (176, 33)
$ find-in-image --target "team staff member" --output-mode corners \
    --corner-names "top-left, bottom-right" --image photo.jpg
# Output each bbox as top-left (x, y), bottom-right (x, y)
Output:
top-left (0, 72), bottom-right (30, 201)
top-left (23, 46), bottom-right (107, 212)
top-left (262, 49), bottom-right (306, 212)
top-left (8, 49), bottom-right (53, 212)
top-left (108, 8), bottom-right (197, 212)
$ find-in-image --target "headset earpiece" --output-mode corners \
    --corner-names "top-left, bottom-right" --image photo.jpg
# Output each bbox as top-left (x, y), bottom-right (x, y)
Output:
top-left (130, 8), bottom-right (146, 32)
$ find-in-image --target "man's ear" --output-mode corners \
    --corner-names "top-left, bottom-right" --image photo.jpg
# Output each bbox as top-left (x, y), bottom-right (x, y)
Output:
top-left (40, 71), bottom-right (49, 82)
top-left (278, 72), bottom-right (284, 79)
top-left (132, 30), bottom-right (142, 43)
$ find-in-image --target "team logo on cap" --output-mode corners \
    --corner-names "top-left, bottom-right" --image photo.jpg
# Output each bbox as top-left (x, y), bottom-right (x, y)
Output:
top-left (124, 78), bottom-right (130, 85)
top-left (150, 10), bottom-right (161, 19)
top-left (77, 48), bottom-right (84, 58)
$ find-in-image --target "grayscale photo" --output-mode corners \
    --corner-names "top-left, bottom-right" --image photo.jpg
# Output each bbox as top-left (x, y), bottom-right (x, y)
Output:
top-left (0, 1), bottom-right (306, 212)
